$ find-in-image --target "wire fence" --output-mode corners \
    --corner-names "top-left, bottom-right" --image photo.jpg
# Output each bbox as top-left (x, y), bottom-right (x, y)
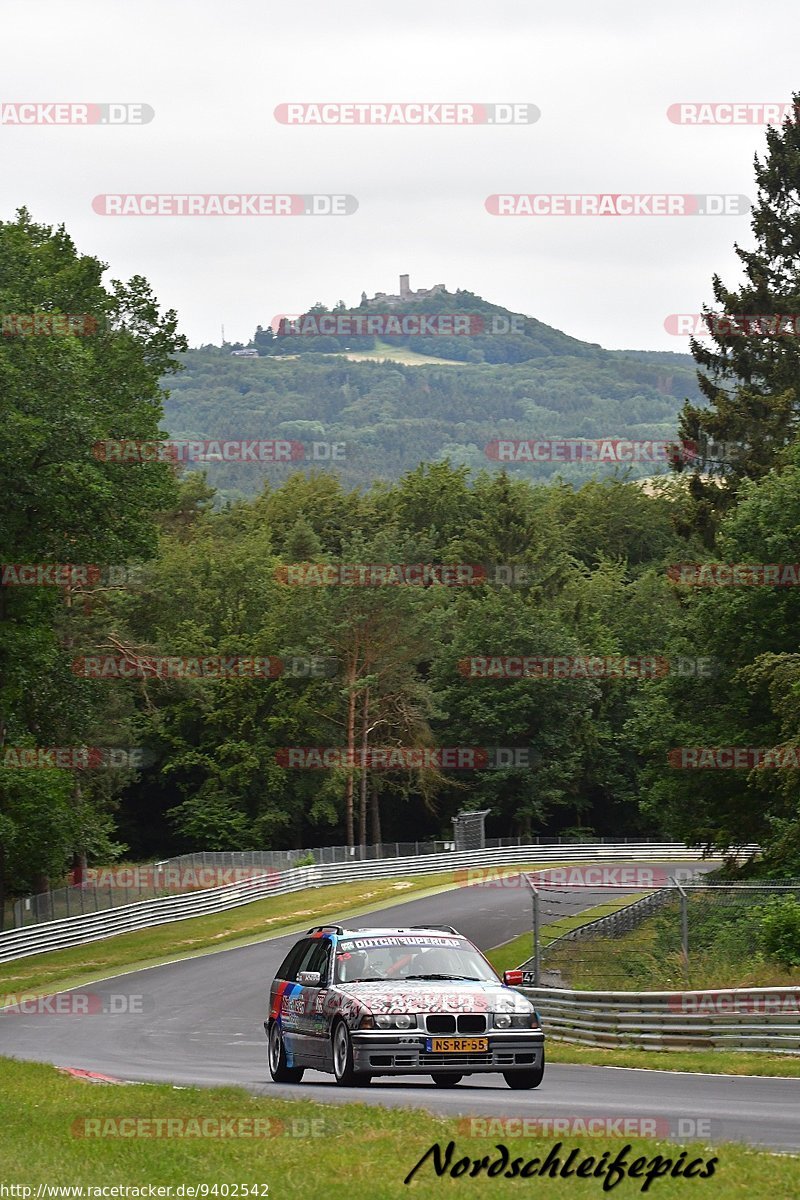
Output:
top-left (520, 877), bottom-right (800, 991)
top-left (0, 843), bottom-right (731, 962)
top-left (10, 836), bottom-right (715, 929)
top-left (9, 834), bottom-right (621, 928)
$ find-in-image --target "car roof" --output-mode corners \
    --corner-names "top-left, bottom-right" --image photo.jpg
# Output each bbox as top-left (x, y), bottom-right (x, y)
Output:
top-left (306, 924), bottom-right (465, 938)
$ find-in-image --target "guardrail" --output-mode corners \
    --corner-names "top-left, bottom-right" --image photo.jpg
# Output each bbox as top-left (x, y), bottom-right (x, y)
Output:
top-left (0, 842), bottom-right (752, 965)
top-left (13, 836), bottom-right (692, 928)
top-left (521, 985), bottom-right (800, 1053)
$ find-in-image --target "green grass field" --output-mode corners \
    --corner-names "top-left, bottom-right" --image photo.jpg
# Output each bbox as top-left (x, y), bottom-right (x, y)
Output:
top-left (0, 873), bottom-right (459, 997)
top-left (0, 1057), bottom-right (796, 1199)
top-left (339, 340), bottom-right (459, 365)
top-left (0, 864), bottom-right (555, 998)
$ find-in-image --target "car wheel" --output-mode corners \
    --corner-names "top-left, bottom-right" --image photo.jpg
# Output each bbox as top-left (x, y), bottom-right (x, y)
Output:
top-left (431, 1073), bottom-right (463, 1087)
top-left (332, 1020), bottom-right (371, 1087)
top-left (268, 1021), bottom-right (304, 1084)
top-left (503, 1062), bottom-right (545, 1090)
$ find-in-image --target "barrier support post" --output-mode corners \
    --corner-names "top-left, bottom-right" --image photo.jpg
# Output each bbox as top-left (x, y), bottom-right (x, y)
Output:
top-left (671, 877), bottom-right (689, 978)
top-left (526, 874), bottom-right (540, 986)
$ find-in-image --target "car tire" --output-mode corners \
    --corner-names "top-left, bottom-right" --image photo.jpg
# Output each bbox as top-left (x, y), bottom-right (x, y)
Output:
top-left (503, 1057), bottom-right (545, 1090)
top-left (268, 1020), bottom-right (304, 1084)
top-left (332, 1020), bottom-right (371, 1087)
top-left (431, 1073), bottom-right (463, 1087)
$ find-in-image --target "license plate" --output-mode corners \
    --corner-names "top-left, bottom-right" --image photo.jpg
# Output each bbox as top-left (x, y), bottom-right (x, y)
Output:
top-left (426, 1037), bottom-right (489, 1053)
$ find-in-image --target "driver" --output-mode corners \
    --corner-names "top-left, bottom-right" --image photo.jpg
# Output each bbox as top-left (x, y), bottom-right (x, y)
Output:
top-left (406, 947), bottom-right (455, 976)
top-left (384, 946), bottom-right (455, 979)
top-left (335, 948), bottom-right (373, 983)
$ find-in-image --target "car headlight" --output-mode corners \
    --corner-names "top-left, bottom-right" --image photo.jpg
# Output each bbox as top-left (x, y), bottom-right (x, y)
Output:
top-left (374, 1013), bottom-right (417, 1030)
top-left (493, 1010), bottom-right (539, 1029)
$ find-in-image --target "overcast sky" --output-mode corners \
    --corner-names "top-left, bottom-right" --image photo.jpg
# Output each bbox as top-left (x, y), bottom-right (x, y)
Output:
top-left (1, 0), bottom-right (796, 352)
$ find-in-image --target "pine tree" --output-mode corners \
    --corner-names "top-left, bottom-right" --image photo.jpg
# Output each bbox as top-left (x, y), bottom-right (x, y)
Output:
top-left (676, 91), bottom-right (800, 523)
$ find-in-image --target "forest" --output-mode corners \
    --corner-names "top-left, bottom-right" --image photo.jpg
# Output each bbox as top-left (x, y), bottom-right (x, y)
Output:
top-left (166, 338), bottom-right (701, 499)
top-left (3, 100), bottom-right (800, 911)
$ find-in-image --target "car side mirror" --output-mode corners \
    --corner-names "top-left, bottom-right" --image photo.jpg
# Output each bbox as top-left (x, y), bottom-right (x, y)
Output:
top-left (298, 970), bottom-right (322, 986)
top-left (503, 969), bottom-right (524, 987)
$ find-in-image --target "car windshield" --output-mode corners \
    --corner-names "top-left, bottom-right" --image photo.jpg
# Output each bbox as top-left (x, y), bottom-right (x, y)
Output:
top-left (333, 935), bottom-right (499, 984)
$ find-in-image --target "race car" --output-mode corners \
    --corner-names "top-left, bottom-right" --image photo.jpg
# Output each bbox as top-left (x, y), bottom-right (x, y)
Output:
top-left (265, 923), bottom-right (545, 1088)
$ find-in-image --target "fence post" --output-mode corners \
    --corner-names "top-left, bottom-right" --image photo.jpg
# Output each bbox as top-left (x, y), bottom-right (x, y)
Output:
top-left (671, 877), bottom-right (689, 977)
top-left (527, 876), bottom-right (540, 986)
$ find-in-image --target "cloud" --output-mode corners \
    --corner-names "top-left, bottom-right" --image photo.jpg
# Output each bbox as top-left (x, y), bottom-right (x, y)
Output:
top-left (0, 0), bottom-right (796, 349)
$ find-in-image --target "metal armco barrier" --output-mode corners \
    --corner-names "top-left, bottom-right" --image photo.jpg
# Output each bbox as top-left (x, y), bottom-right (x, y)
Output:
top-left (0, 842), bottom-right (753, 964)
top-left (521, 985), bottom-right (800, 1053)
top-left (13, 836), bottom-right (692, 927)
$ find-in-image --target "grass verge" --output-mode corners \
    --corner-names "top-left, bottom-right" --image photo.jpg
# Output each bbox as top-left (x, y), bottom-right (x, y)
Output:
top-left (0, 863), bottom-right (553, 999)
top-left (545, 1041), bottom-right (800, 1077)
top-left (0, 1057), bottom-right (795, 1198)
top-left (0, 873), bottom-right (458, 997)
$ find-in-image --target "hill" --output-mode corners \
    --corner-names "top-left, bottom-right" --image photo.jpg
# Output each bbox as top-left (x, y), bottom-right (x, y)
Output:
top-left (246, 285), bottom-right (603, 366)
top-left (167, 291), bottom-right (702, 499)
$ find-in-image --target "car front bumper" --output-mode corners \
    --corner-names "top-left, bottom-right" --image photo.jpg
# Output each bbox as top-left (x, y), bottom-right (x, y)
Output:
top-left (350, 1030), bottom-right (545, 1074)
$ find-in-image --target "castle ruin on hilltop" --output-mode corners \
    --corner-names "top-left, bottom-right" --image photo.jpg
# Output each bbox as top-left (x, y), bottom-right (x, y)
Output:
top-left (366, 275), bottom-right (447, 308)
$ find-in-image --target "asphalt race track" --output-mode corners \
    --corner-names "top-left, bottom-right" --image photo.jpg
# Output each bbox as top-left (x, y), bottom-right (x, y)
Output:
top-left (1, 861), bottom-right (798, 1153)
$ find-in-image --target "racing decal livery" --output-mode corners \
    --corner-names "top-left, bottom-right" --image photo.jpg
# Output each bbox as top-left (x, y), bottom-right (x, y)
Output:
top-left (264, 924), bottom-right (545, 1089)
